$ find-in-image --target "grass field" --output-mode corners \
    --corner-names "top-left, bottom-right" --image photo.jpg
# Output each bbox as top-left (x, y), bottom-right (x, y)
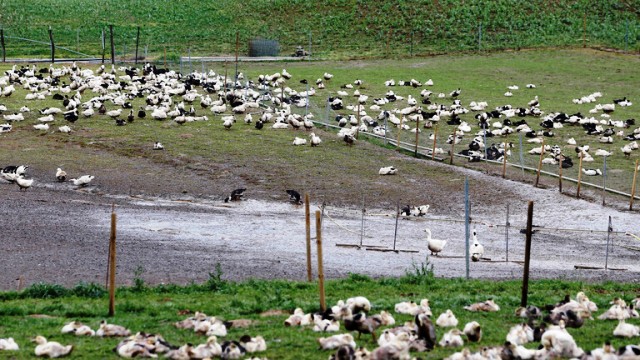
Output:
top-left (1, 48), bottom-right (638, 203)
top-left (0, 271), bottom-right (639, 359)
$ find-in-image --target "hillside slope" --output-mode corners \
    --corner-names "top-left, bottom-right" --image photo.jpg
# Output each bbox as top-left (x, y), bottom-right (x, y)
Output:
top-left (0, 0), bottom-right (637, 59)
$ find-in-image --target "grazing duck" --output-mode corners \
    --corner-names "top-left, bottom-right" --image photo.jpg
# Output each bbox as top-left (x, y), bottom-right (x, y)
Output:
top-left (70, 175), bottom-right (94, 187)
top-left (153, 141), bottom-right (164, 150)
top-left (106, 108), bottom-right (122, 118)
top-left (462, 321), bottom-right (482, 342)
top-left (16, 176), bottom-right (34, 191)
top-left (506, 323), bottom-right (534, 345)
top-left (439, 329), bottom-right (464, 348)
top-left (378, 166), bottom-right (397, 175)
top-left (464, 299), bottom-right (500, 312)
top-left (191, 336), bottom-right (222, 359)
top-left (317, 334), bottom-right (355, 351)
top-left (96, 320), bottom-right (131, 337)
top-left (224, 188), bottom-right (246, 203)
top-left (613, 319), bottom-right (640, 338)
top-left (310, 132), bottom-right (322, 146)
top-left (33, 336), bottom-right (73, 358)
top-left (436, 309), bottom-right (459, 327)
top-left (220, 340), bottom-right (245, 359)
top-left (286, 189), bottom-right (302, 204)
top-left (582, 168), bottom-right (602, 176)
top-left (1, 165), bottom-right (28, 183)
top-left (114, 338), bottom-right (157, 358)
top-left (539, 323), bottom-right (584, 358)
top-left (58, 125), bottom-right (72, 134)
top-left (293, 136), bottom-right (307, 146)
top-left (343, 309), bottom-right (383, 342)
top-left (0, 337), bottom-right (19, 351)
top-left (127, 109), bottom-right (135, 123)
top-left (415, 313), bottom-right (437, 350)
top-left (238, 335), bottom-right (266, 353)
top-left (424, 228), bottom-right (447, 256)
top-left (470, 229), bottom-right (484, 262)
top-left (343, 134), bottom-right (356, 146)
top-left (34, 123), bottom-right (49, 131)
top-left (61, 321), bottom-right (95, 336)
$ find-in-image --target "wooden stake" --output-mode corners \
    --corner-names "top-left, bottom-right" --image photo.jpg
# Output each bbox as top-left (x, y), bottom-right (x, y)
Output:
top-left (135, 26), bottom-right (140, 64)
top-left (0, 29), bottom-right (5, 63)
top-left (355, 104), bottom-right (361, 140)
top-left (534, 138), bottom-right (544, 187)
top-left (316, 210), bottom-right (325, 312)
top-left (108, 204), bottom-right (117, 317)
top-left (164, 46), bottom-right (167, 69)
top-left (396, 116), bottom-right (403, 150)
top-left (305, 193), bottom-right (312, 282)
top-left (48, 26), bottom-right (55, 63)
top-left (449, 130), bottom-right (456, 165)
top-left (414, 117), bottom-right (420, 157)
top-left (558, 154), bottom-right (564, 193)
top-left (577, 152), bottom-right (584, 198)
top-left (521, 201), bottom-right (534, 307)
top-left (431, 125), bottom-right (437, 160)
top-left (630, 160), bottom-right (639, 210)
top-left (109, 25), bottom-right (115, 65)
top-left (501, 145), bottom-right (508, 178)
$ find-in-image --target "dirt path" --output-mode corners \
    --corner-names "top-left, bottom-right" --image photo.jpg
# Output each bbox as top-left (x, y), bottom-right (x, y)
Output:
top-left (2, 148), bottom-right (638, 291)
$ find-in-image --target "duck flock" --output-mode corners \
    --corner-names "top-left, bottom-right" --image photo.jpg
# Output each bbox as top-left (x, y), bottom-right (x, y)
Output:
top-left (0, 60), bottom-right (637, 199)
top-left (1, 293), bottom-right (639, 358)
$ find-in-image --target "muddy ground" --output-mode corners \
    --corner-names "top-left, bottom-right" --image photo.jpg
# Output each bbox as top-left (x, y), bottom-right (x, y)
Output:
top-left (1, 139), bottom-right (639, 291)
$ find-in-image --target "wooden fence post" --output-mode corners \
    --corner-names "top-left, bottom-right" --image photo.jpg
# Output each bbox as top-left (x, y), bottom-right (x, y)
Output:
top-left (630, 160), bottom-right (639, 210)
top-left (101, 28), bottom-right (106, 64)
top-left (108, 204), bottom-right (117, 317)
top-left (558, 154), bottom-right (564, 193)
top-left (414, 117), bottom-right (420, 157)
top-left (0, 29), bottom-right (5, 63)
top-left (431, 125), bottom-right (437, 160)
top-left (521, 201), bottom-right (534, 307)
top-left (396, 116), bottom-right (403, 150)
top-left (316, 210), bottom-right (326, 312)
top-left (576, 152), bottom-right (584, 198)
top-left (502, 145), bottom-right (508, 178)
top-left (535, 138), bottom-right (544, 187)
top-left (135, 26), bottom-right (140, 64)
top-left (48, 26), bottom-right (55, 63)
top-left (449, 130), bottom-right (456, 165)
top-left (305, 193), bottom-right (312, 282)
top-left (109, 25), bottom-right (115, 65)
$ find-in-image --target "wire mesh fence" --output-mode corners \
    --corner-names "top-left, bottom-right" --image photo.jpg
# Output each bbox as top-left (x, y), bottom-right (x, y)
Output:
top-left (0, 18), bottom-right (638, 63)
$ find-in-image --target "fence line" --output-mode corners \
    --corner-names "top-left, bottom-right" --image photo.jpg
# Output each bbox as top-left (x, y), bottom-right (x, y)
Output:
top-left (309, 116), bottom-right (640, 203)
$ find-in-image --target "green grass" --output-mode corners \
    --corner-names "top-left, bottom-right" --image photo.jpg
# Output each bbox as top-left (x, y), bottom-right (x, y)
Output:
top-left (0, 268), bottom-right (639, 359)
top-left (1, 49), bottom-right (638, 201)
top-left (0, 0), bottom-right (636, 60)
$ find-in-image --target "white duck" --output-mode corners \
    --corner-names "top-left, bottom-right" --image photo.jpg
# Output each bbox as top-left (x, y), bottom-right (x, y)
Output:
top-left (424, 228), bottom-right (447, 256)
top-left (16, 176), bottom-right (34, 191)
top-left (470, 229), bottom-right (484, 262)
top-left (436, 309), bottom-right (459, 327)
top-left (33, 336), bottom-right (73, 358)
top-left (0, 337), bottom-right (19, 350)
top-left (70, 175), bottom-right (94, 187)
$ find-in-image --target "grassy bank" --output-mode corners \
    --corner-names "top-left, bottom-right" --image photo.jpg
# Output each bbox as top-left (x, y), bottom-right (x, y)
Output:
top-left (0, 268), bottom-right (639, 359)
top-left (0, 0), bottom-right (637, 59)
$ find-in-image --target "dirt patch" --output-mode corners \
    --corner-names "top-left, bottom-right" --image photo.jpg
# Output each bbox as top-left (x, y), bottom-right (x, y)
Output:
top-left (1, 139), bottom-right (639, 291)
